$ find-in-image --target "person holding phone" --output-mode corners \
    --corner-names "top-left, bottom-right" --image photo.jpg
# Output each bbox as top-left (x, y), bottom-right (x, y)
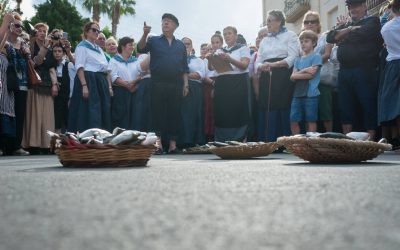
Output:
top-left (21, 22), bottom-right (57, 154)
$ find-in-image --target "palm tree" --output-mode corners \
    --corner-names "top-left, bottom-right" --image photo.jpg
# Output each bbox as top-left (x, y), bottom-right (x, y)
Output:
top-left (108, 0), bottom-right (136, 37)
top-left (80, 0), bottom-right (109, 23)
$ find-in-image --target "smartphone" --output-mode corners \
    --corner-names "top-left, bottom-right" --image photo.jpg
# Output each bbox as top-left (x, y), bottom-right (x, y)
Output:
top-left (62, 32), bottom-right (68, 40)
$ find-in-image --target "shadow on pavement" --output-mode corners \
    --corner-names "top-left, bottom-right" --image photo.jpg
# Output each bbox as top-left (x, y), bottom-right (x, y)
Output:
top-left (18, 165), bottom-right (149, 173)
top-left (283, 162), bottom-right (399, 168)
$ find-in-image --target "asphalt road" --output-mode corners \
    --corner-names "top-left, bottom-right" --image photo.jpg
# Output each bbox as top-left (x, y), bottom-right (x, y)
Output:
top-left (1, 153), bottom-right (400, 250)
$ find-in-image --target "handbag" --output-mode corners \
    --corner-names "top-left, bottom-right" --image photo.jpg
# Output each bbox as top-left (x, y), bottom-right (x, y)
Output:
top-left (320, 46), bottom-right (340, 87)
top-left (26, 58), bottom-right (42, 86)
top-left (6, 65), bottom-right (19, 91)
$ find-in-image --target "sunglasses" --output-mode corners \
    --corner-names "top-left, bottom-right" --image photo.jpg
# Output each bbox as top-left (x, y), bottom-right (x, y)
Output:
top-left (89, 27), bottom-right (101, 33)
top-left (13, 23), bottom-right (23, 29)
top-left (303, 20), bottom-right (319, 25)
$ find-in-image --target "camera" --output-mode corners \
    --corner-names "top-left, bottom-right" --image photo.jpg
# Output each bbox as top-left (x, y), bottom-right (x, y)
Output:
top-left (51, 34), bottom-right (60, 40)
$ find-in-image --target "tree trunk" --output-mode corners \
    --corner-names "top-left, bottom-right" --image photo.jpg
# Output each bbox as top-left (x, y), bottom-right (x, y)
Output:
top-left (92, 1), bottom-right (100, 22)
top-left (111, 1), bottom-right (120, 37)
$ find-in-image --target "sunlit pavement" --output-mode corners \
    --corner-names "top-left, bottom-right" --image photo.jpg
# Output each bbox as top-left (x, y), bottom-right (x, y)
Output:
top-left (1, 153), bottom-right (399, 250)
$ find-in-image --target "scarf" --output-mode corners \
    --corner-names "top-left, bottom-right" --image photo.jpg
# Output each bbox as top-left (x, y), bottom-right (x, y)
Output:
top-left (77, 40), bottom-right (101, 54)
top-left (113, 54), bottom-right (137, 65)
top-left (221, 43), bottom-right (244, 54)
top-left (267, 27), bottom-right (288, 38)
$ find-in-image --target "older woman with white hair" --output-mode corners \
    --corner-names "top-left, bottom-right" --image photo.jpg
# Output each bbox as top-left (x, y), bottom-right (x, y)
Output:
top-left (255, 10), bottom-right (299, 143)
top-left (105, 36), bottom-right (118, 61)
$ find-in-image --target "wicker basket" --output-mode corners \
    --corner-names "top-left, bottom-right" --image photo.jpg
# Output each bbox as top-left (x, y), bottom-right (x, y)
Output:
top-left (209, 142), bottom-right (279, 159)
top-left (277, 136), bottom-right (392, 163)
top-left (55, 144), bottom-right (156, 167)
top-left (183, 145), bottom-right (215, 154)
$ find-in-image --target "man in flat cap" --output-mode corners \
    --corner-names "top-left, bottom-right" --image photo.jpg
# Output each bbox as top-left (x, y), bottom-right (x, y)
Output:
top-left (327, 0), bottom-right (382, 140)
top-left (137, 13), bottom-right (189, 154)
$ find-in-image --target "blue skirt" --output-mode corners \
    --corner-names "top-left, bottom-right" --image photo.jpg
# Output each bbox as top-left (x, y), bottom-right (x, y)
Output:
top-left (68, 71), bottom-right (111, 133)
top-left (131, 78), bottom-right (151, 131)
top-left (0, 114), bottom-right (16, 137)
top-left (180, 80), bottom-right (205, 145)
top-left (378, 59), bottom-right (400, 124)
top-left (111, 85), bottom-right (133, 130)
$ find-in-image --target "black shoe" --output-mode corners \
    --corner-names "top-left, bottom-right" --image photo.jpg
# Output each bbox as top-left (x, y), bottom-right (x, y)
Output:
top-left (154, 148), bottom-right (165, 155)
top-left (168, 148), bottom-right (182, 154)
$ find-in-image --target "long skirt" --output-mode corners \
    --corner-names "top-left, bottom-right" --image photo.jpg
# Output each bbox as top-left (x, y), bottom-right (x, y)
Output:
top-left (214, 73), bottom-right (249, 142)
top-left (111, 85), bottom-right (133, 130)
top-left (68, 71), bottom-right (111, 133)
top-left (22, 88), bottom-right (54, 148)
top-left (180, 80), bottom-right (205, 146)
top-left (258, 59), bottom-right (294, 111)
top-left (131, 77), bottom-right (151, 131)
top-left (257, 58), bottom-right (293, 141)
top-left (203, 79), bottom-right (214, 137)
top-left (378, 59), bottom-right (400, 124)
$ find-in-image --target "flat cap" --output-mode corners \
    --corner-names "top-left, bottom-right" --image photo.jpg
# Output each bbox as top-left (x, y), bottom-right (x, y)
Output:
top-left (345, 0), bottom-right (366, 5)
top-left (162, 13), bottom-right (179, 26)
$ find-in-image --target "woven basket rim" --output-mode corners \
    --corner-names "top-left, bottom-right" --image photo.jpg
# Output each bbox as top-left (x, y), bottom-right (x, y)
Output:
top-left (277, 136), bottom-right (392, 150)
top-left (209, 142), bottom-right (279, 159)
top-left (277, 136), bottom-right (391, 163)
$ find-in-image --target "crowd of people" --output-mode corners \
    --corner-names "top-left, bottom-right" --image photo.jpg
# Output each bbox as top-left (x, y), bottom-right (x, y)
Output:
top-left (0, 0), bottom-right (399, 156)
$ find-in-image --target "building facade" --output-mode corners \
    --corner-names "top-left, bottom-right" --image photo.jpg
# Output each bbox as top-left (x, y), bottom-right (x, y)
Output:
top-left (262, 0), bottom-right (388, 33)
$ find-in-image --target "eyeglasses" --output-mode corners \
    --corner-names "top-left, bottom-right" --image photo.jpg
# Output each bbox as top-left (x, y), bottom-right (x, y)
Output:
top-left (183, 42), bottom-right (191, 46)
top-left (303, 20), bottom-right (319, 25)
top-left (89, 27), bottom-right (101, 33)
top-left (266, 18), bottom-right (277, 23)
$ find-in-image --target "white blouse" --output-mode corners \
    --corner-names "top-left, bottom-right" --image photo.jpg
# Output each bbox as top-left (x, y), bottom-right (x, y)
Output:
top-left (381, 16), bottom-right (400, 62)
top-left (188, 57), bottom-right (205, 83)
top-left (137, 54), bottom-right (151, 79)
top-left (256, 30), bottom-right (300, 70)
top-left (109, 55), bottom-right (142, 83)
top-left (74, 40), bottom-right (109, 72)
top-left (215, 45), bottom-right (251, 76)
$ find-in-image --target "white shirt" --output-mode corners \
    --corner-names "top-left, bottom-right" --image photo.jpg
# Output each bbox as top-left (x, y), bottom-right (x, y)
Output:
top-left (109, 55), bottom-right (142, 83)
top-left (314, 32), bottom-right (328, 56)
top-left (248, 52), bottom-right (257, 77)
top-left (188, 57), bottom-right (205, 83)
top-left (137, 54), bottom-right (151, 79)
top-left (215, 45), bottom-right (251, 76)
top-left (256, 30), bottom-right (300, 70)
top-left (202, 58), bottom-right (216, 78)
top-left (74, 40), bottom-right (109, 72)
top-left (381, 16), bottom-right (400, 62)
top-left (68, 63), bottom-right (76, 98)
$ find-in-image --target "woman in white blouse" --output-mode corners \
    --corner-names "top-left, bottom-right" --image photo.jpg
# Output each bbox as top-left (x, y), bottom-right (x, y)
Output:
top-left (68, 21), bottom-right (112, 133)
top-left (255, 10), bottom-right (299, 142)
top-left (109, 36), bottom-right (149, 129)
top-left (180, 37), bottom-right (206, 147)
top-left (378, 0), bottom-right (400, 149)
top-left (208, 26), bottom-right (251, 142)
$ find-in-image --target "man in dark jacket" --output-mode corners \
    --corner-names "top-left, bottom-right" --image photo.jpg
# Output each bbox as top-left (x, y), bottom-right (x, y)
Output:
top-left (137, 13), bottom-right (189, 154)
top-left (327, 0), bottom-right (383, 140)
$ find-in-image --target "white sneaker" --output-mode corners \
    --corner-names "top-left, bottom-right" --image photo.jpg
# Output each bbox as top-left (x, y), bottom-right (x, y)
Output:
top-left (13, 148), bottom-right (30, 156)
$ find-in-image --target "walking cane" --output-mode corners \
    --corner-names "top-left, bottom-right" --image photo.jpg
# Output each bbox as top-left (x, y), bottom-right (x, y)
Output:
top-left (265, 70), bottom-right (272, 142)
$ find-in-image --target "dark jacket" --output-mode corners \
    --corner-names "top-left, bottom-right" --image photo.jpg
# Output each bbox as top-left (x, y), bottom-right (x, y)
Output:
top-left (326, 16), bottom-right (383, 69)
